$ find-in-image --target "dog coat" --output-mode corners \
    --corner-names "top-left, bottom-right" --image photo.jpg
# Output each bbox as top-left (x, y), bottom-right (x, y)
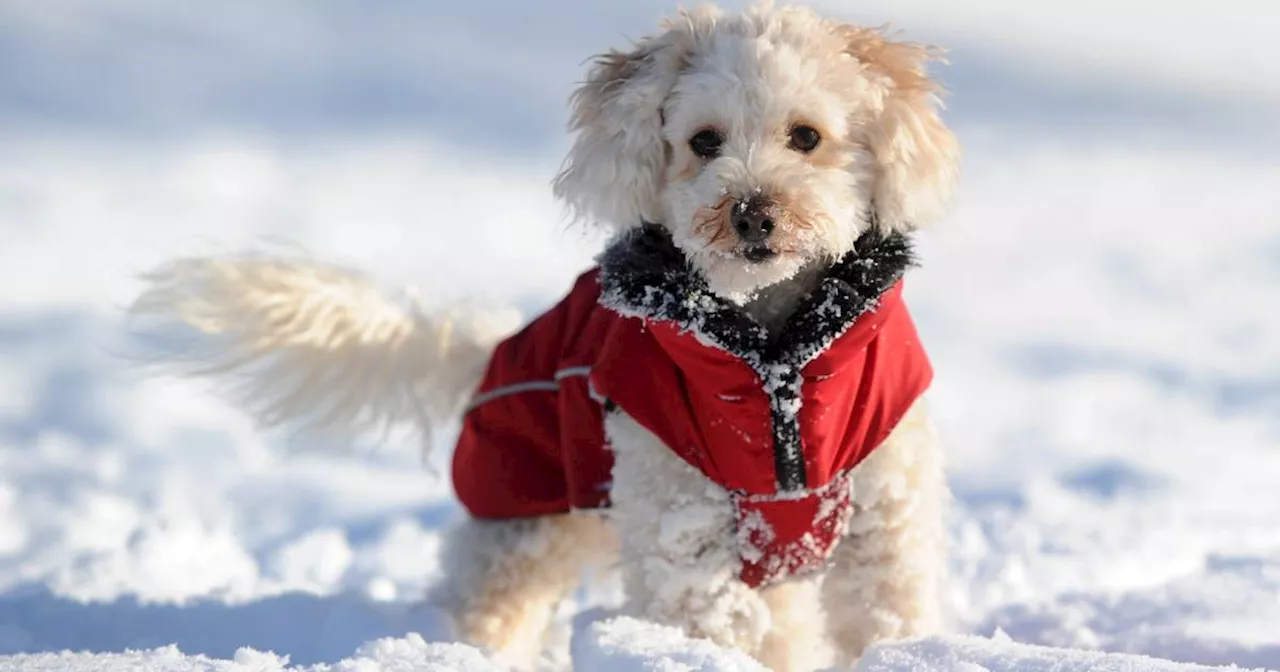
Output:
top-left (452, 226), bottom-right (932, 587)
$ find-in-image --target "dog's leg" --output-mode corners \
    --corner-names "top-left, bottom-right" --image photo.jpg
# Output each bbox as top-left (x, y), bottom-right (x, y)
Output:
top-left (756, 577), bottom-right (830, 672)
top-left (605, 412), bottom-right (771, 656)
top-left (432, 511), bottom-right (616, 668)
top-left (821, 399), bottom-right (947, 666)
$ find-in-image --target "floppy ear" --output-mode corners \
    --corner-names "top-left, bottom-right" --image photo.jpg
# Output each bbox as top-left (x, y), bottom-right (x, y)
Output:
top-left (842, 26), bottom-right (960, 232)
top-left (552, 32), bottom-right (688, 231)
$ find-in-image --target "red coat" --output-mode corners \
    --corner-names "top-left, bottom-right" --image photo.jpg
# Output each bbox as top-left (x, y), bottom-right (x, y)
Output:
top-left (453, 227), bottom-right (932, 587)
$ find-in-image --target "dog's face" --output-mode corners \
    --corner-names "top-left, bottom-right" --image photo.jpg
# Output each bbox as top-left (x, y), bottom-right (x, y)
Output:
top-left (659, 31), bottom-right (879, 298)
top-left (554, 4), bottom-right (959, 302)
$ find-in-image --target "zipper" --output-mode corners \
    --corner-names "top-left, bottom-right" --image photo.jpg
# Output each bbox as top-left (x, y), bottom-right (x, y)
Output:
top-left (769, 370), bottom-right (807, 492)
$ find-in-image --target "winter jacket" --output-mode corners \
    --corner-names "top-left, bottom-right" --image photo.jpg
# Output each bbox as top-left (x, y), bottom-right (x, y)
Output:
top-left (452, 226), bottom-right (933, 587)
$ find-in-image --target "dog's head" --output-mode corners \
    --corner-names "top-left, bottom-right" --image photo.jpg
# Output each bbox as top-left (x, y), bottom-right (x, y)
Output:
top-left (554, 3), bottom-right (958, 302)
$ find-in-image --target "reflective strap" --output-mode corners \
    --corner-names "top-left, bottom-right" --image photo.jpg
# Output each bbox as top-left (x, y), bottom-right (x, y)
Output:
top-left (464, 366), bottom-right (592, 413)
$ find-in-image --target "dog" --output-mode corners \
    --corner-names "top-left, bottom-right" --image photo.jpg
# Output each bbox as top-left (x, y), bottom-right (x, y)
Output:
top-left (128, 3), bottom-right (958, 670)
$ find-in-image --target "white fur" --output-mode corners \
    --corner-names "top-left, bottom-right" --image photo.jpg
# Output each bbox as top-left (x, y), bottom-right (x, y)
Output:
top-left (431, 513), bottom-right (616, 668)
top-left (604, 412), bottom-right (771, 653)
top-left (823, 399), bottom-right (947, 668)
top-left (128, 252), bottom-right (520, 455)
top-left (130, 4), bottom-right (956, 670)
top-left (606, 411), bottom-right (842, 672)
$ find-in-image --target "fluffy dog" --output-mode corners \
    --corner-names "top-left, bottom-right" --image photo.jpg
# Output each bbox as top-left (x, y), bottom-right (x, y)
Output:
top-left (129, 4), bottom-right (958, 670)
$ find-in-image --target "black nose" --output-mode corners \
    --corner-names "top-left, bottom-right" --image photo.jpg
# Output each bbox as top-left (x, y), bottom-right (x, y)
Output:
top-left (732, 200), bottom-right (775, 244)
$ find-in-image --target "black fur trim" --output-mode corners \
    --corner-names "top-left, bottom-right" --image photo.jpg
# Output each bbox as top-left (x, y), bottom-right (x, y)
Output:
top-left (597, 224), bottom-right (915, 492)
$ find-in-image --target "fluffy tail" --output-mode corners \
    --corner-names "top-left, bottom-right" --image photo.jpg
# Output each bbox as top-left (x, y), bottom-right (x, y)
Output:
top-left (127, 252), bottom-right (521, 458)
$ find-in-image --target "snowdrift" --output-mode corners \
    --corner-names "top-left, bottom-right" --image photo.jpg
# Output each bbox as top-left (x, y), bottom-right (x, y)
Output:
top-left (2, 624), bottom-right (1265, 672)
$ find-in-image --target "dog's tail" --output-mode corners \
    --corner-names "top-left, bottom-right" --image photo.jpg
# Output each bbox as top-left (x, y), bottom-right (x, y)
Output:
top-left (126, 252), bottom-right (521, 458)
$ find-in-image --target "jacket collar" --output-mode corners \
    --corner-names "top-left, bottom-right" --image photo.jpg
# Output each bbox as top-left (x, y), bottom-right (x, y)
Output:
top-left (596, 223), bottom-right (915, 372)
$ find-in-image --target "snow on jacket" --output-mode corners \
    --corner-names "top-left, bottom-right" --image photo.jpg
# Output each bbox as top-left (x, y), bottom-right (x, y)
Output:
top-left (452, 225), bottom-right (933, 587)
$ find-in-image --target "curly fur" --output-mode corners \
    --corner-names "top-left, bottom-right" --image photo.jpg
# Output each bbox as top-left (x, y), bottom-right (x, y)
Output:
top-left (554, 3), bottom-right (958, 302)
top-left (430, 513), bottom-right (617, 668)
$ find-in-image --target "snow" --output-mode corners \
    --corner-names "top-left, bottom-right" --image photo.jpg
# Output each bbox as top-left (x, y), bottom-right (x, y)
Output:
top-left (857, 634), bottom-right (1263, 672)
top-left (571, 612), bottom-right (770, 672)
top-left (0, 1), bottom-right (1277, 671)
top-left (0, 634), bottom-right (500, 671)
top-left (1, 629), bottom-right (1262, 672)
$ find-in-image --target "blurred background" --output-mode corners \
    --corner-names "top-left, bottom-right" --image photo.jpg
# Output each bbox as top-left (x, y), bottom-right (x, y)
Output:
top-left (0, 0), bottom-right (1277, 668)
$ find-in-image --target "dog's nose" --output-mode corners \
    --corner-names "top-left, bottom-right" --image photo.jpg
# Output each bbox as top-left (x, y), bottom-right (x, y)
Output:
top-left (732, 200), bottom-right (775, 244)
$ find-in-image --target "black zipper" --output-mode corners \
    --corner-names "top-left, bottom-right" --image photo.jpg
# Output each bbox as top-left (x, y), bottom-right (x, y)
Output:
top-left (768, 371), bottom-right (807, 492)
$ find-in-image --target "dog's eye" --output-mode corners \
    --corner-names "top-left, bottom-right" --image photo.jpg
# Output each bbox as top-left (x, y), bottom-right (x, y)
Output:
top-left (788, 125), bottom-right (821, 153)
top-left (689, 129), bottom-right (723, 159)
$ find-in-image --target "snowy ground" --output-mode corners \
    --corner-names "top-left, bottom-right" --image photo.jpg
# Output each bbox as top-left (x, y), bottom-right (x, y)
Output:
top-left (0, 1), bottom-right (1278, 670)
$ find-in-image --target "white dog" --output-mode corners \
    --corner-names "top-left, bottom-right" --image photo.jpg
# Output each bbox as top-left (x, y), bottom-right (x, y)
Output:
top-left (129, 4), bottom-right (958, 670)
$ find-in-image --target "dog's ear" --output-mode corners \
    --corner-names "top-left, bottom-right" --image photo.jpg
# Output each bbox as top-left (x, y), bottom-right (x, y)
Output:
top-left (553, 30), bottom-right (689, 231)
top-left (842, 26), bottom-right (960, 232)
